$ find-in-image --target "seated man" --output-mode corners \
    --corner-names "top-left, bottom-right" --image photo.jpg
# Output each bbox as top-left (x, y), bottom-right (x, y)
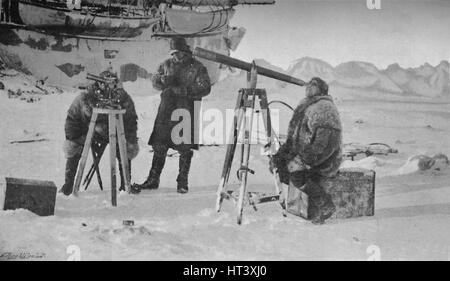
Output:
top-left (271, 77), bottom-right (342, 224)
top-left (59, 70), bottom-right (139, 195)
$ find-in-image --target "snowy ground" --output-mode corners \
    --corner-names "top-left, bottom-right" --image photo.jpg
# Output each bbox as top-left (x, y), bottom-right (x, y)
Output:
top-left (1, 76), bottom-right (450, 260)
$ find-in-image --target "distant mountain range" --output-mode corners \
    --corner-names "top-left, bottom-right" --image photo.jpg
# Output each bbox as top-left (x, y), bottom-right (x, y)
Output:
top-left (217, 57), bottom-right (450, 98)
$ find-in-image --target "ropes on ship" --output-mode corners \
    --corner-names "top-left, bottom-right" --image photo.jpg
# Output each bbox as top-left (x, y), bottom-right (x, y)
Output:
top-left (151, 0), bottom-right (233, 37)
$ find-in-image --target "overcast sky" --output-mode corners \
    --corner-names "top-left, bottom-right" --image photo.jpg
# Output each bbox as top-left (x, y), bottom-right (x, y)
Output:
top-left (231, 0), bottom-right (450, 70)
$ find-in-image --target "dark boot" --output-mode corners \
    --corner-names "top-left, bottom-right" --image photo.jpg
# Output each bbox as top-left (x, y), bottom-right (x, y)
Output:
top-left (318, 194), bottom-right (336, 222)
top-left (177, 149), bottom-right (193, 194)
top-left (59, 156), bottom-right (80, 196)
top-left (311, 199), bottom-right (336, 225)
top-left (307, 180), bottom-right (335, 225)
top-left (135, 145), bottom-right (168, 190)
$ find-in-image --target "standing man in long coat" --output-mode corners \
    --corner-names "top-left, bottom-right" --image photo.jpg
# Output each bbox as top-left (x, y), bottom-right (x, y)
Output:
top-left (134, 37), bottom-right (211, 194)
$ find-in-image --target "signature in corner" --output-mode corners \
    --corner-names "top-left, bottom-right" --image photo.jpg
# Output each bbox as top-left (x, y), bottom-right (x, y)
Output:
top-left (0, 252), bottom-right (46, 260)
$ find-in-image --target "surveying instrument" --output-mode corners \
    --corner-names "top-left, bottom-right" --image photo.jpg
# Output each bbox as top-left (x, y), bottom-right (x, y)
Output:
top-left (71, 73), bottom-right (131, 207)
top-left (193, 47), bottom-right (306, 224)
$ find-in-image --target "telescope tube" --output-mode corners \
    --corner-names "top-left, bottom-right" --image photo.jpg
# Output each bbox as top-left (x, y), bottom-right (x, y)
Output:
top-left (193, 47), bottom-right (306, 87)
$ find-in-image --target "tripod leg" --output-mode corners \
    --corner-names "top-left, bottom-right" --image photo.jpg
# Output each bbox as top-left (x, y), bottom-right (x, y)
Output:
top-left (239, 120), bottom-right (245, 172)
top-left (116, 114), bottom-right (131, 193)
top-left (258, 90), bottom-right (273, 141)
top-left (259, 91), bottom-right (286, 216)
top-left (83, 156), bottom-right (95, 189)
top-left (72, 112), bottom-right (98, 196)
top-left (83, 145), bottom-right (100, 189)
top-left (95, 144), bottom-right (107, 191)
top-left (109, 115), bottom-right (118, 207)
top-left (273, 171), bottom-right (287, 217)
top-left (236, 93), bottom-right (256, 225)
top-left (84, 143), bottom-right (106, 191)
top-left (216, 91), bottom-right (245, 212)
top-left (83, 151), bottom-right (96, 191)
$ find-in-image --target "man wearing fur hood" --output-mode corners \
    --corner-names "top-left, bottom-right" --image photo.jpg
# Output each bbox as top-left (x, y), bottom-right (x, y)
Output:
top-left (59, 70), bottom-right (139, 196)
top-left (271, 77), bottom-right (342, 224)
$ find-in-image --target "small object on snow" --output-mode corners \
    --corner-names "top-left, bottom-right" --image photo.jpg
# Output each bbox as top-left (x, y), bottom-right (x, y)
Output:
top-left (430, 154), bottom-right (450, 172)
top-left (123, 220), bottom-right (134, 226)
top-left (367, 143), bottom-right (398, 155)
top-left (36, 76), bottom-right (48, 87)
top-left (343, 143), bottom-right (368, 159)
top-left (22, 96), bottom-right (41, 103)
top-left (343, 142), bottom-right (398, 160)
top-left (432, 154), bottom-right (449, 165)
top-left (355, 118), bottom-right (364, 124)
top-left (82, 223), bottom-right (87, 227)
top-left (410, 155), bottom-right (435, 171)
top-left (10, 131), bottom-right (47, 144)
top-left (8, 89), bottom-right (42, 102)
top-left (35, 84), bottom-right (49, 95)
top-left (8, 89), bottom-right (18, 98)
top-left (398, 154), bottom-right (449, 174)
top-left (10, 138), bottom-right (49, 144)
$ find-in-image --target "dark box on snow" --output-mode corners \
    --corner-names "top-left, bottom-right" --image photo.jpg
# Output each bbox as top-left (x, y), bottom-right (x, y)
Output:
top-left (3, 177), bottom-right (57, 216)
top-left (287, 168), bottom-right (375, 220)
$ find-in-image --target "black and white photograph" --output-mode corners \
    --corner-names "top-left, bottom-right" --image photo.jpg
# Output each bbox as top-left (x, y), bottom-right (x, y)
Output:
top-left (0, 0), bottom-right (449, 262)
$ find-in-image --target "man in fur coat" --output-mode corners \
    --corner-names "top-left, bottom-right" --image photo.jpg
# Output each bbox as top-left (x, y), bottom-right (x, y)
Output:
top-left (133, 37), bottom-right (211, 194)
top-left (271, 77), bottom-right (342, 224)
top-left (59, 70), bottom-right (139, 196)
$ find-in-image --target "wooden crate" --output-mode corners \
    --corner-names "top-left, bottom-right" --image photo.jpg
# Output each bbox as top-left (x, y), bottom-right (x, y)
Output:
top-left (3, 177), bottom-right (57, 216)
top-left (287, 168), bottom-right (375, 220)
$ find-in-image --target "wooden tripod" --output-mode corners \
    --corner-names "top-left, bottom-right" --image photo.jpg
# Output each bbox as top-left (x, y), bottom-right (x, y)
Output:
top-left (71, 108), bottom-right (131, 206)
top-left (215, 64), bottom-right (286, 225)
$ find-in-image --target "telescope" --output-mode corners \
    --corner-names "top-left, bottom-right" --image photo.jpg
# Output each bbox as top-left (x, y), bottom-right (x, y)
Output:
top-left (86, 73), bottom-right (118, 85)
top-left (86, 73), bottom-right (121, 109)
top-left (193, 47), bottom-right (306, 87)
top-left (197, 48), bottom-right (305, 224)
